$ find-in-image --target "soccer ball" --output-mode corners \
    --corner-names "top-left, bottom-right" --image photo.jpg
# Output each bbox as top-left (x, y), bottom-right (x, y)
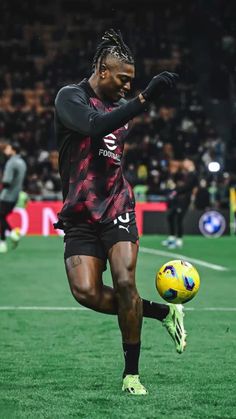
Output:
top-left (156, 260), bottom-right (200, 304)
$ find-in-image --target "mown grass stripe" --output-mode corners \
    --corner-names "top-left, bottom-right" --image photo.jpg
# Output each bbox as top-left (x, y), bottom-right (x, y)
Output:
top-left (140, 246), bottom-right (228, 271)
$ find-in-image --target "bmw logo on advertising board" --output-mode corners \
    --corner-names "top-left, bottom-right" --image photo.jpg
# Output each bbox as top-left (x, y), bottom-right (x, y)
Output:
top-left (199, 211), bottom-right (226, 238)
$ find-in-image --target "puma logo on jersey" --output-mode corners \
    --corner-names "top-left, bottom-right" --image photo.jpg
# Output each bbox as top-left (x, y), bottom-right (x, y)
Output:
top-left (119, 225), bottom-right (130, 233)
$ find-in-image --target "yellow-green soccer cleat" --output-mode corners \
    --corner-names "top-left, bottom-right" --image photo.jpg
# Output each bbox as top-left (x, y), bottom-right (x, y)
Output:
top-left (122, 375), bottom-right (148, 395)
top-left (162, 304), bottom-right (187, 354)
top-left (10, 227), bottom-right (21, 248)
top-left (0, 241), bottom-right (8, 253)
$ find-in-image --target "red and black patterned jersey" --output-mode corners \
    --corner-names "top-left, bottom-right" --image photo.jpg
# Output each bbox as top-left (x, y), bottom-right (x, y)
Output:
top-left (54, 79), bottom-right (146, 224)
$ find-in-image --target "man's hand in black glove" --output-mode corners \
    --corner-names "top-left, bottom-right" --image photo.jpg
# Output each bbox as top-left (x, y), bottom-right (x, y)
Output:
top-left (141, 71), bottom-right (179, 102)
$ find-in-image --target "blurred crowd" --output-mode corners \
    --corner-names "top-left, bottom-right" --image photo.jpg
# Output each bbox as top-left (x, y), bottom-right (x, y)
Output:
top-left (0, 0), bottom-right (236, 207)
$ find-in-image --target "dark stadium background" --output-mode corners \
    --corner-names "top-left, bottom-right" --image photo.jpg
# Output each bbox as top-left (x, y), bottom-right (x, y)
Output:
top-left (0, 1), bottom-right (236, 418)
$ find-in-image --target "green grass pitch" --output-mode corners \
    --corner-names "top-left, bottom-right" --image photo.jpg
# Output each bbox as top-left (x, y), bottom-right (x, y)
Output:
top-left (0, 235), bottom-right (236, 418)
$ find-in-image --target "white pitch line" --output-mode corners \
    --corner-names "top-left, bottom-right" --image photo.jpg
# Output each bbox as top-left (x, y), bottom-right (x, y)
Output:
top-left (0, 306), bottom-right (235, 312)
top-left (0, 306), bottom-right (88, 311)
top-left (140, 246), bottom-right (228, 271)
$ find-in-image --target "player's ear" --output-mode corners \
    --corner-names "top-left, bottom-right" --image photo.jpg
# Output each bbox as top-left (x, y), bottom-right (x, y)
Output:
top-left (100, 63), bottom-right (107, 79)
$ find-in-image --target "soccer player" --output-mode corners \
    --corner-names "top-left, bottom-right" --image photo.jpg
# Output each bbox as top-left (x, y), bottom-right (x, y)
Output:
top-left (54, 29), bottom-right (186, 395)
top-left (0, 142), bottom-right (27, 253)
top-left (162, 159), bottom-right (198, 248)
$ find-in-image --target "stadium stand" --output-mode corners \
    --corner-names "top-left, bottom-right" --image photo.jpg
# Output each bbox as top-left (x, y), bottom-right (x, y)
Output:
top-left (0, 0), bottom-right (235, 207)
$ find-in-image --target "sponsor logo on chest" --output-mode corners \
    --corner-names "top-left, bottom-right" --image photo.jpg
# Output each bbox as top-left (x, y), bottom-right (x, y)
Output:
top-left (99, 131), bottom-right (124, 162)
top-left (103, 133), bottom-right (117, 151)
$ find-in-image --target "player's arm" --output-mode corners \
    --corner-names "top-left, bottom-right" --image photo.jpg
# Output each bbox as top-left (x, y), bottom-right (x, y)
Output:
top-left (55, 86), bottom-right (147, 138)
top-left (55, 72), bottom-right (178, 138)
top-left (1, 160), bottom-right (14, 189)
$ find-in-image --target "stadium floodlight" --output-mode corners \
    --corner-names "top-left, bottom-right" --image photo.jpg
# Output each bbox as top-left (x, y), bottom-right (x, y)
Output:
top-left (208, 162), bottom-right (221, 172)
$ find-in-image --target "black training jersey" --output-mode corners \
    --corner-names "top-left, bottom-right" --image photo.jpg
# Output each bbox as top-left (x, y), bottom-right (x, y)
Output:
top-left (54, 79), bottom-right (145, 224)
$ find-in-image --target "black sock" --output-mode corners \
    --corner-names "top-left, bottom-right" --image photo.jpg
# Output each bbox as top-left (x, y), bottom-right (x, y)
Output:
top-left (142, 299), bottom-right (169, 321)
top-left (123, 341), bottom-right (141, 377)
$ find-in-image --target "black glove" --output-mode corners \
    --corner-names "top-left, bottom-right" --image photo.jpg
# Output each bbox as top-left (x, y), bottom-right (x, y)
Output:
top-left (142, 71), bottom-right (179, 102)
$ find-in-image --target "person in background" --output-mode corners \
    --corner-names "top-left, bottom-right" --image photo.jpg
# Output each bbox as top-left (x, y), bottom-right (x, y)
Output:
top-left (0, 142), bottom-right (27, 253)
top-left (162, 159), bottom-right (198, 249)
top-left (194, 178), bottom-right (210, 210)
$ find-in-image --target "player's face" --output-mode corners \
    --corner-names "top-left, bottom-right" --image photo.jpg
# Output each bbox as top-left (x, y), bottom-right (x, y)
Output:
top-left (101, 57), bottom-right (135, 102)
top-left (3, 144), bottom-right (13, 156)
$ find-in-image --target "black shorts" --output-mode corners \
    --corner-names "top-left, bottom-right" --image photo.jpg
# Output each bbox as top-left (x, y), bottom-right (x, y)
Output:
top-left (63, 211), bottom-right (139, 263)
top-left (0, 200), bottom-right (16, 216)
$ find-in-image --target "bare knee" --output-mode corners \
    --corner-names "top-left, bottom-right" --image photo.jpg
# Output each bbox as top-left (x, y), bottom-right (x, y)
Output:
top-left (111, 255), bottom-right (137, 299)
top-left (70, 280), bottom-right (100, 309)
top-left (114, 272), bottom-right (138, 302)
top-left (65, 255), bottom-right (104, 309)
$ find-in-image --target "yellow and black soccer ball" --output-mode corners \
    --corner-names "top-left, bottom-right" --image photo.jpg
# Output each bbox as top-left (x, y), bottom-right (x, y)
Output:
top-left (156, 260), bottom-right (200, 304)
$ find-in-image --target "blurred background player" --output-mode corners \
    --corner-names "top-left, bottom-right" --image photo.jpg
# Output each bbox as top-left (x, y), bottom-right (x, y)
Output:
top-left (0, 142), bottom-right (27, 253)
top-left (54, 29), bottom-right (186, 395)
top-left (162, 159), bottom-right (198, 249)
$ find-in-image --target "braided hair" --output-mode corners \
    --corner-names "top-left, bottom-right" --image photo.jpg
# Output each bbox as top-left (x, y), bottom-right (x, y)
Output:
top-left (92, 29), bottom-right (134, 71)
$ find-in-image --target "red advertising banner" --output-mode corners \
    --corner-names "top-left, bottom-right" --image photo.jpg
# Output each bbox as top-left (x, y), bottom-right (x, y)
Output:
top-left (135, 202), bottom-right (167, 235)
top-left (8, 201), bottom-right (167, 236)
top-left (8, 201), bottom-right (64, 236)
